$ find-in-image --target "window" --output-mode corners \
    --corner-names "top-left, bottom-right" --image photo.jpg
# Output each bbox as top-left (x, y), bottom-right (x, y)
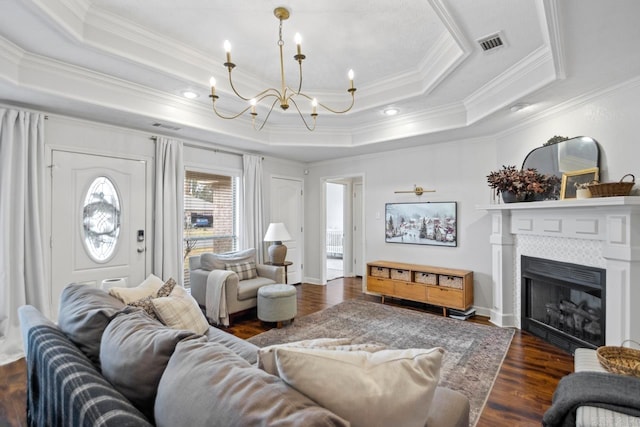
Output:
top-left (183, 170), bottom-right (239, 285)
top-left (82, 176), bottom-right (121, 262)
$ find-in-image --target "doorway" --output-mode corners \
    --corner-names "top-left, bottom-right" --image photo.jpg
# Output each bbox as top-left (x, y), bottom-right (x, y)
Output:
top-left (326, 182), bottom-right (344, 280)
top-left (324, 175), bottom-right (364, 283)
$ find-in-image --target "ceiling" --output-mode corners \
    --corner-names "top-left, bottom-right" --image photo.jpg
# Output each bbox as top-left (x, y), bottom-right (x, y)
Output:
top-left (1, 0), bottom-right (639, 162)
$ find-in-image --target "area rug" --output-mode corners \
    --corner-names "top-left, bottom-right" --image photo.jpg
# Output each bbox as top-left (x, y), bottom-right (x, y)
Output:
top-left (248, 299), bottom-right (514, 426)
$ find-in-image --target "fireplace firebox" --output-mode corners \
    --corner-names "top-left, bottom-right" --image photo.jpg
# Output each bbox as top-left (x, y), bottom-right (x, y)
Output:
top-left (521, 256), bottom-right (605, 353)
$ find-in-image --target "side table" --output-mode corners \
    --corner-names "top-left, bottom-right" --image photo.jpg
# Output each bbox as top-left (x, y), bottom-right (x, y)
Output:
top-left (264, 261), bottom-right (293, 284)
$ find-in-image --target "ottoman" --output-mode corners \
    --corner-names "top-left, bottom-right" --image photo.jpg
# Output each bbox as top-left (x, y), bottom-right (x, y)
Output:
top-left (257, 284), bottom-right (297, 327)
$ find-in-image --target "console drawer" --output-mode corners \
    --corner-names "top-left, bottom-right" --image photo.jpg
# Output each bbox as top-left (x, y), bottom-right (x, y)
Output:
top-left (394, 282), bottom-right (426, 301)
top-left (367, 277), bottom-right (394, 295)
top-left (427, 286), bottom-right (463, 309)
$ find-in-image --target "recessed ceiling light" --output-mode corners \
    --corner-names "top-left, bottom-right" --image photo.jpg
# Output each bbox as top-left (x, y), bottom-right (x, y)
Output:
top-left (182, 91), bottom-right (199, 99)
top-left (383, 108), bottom-right (399, 116)
top-left (510, 103), bottom-right (530, 113)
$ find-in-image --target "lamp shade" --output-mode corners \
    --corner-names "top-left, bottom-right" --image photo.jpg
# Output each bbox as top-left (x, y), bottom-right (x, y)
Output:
top-left (264, 222), bottom-right (292, 242)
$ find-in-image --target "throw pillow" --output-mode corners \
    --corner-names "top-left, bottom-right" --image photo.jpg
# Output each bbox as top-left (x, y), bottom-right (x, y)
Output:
top-left (127, 296), bottom-right (158, 319)
top-left (57, 283), bottom-right (126, 368)
top-left (200, 248), bottom-right (256, 271)
top-left (151, 285), bottom-right (209, 335)
top-left (225, 261), bottom-right (257, 280)
top-left (154, 339), bottom-right (349, 427)
top-left (156, 277), bottom-right (177, 297)
top-left (100, 310), bottom-right (198, 423)
top-left (272, 346), bottom-right (444, 427)
top-left (109, 273), bottom-right (164, 304)
top-left (257, 338), bottom-right (387, 375)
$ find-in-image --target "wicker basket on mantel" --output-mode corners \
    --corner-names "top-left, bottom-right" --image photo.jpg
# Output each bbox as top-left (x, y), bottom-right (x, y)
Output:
top-left (587, 174), bottom-right (635, 197)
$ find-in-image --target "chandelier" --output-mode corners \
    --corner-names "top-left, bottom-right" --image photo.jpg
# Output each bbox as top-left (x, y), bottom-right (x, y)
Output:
top-left (208, 7), bottom-right (356, 131)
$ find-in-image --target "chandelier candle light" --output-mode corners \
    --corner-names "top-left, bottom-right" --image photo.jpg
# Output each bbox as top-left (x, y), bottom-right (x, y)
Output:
top-left (209, 7), bottom-right (356, 131)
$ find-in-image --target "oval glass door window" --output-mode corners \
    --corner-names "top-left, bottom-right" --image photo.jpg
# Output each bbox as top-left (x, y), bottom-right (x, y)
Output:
top-left (82, 176), bottom-right (121, 262)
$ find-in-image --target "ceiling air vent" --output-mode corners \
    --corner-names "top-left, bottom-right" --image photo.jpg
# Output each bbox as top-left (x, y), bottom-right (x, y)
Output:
top-left (152, 122), bottom-right (181, 131)
top-left (477, 33), bottom-right (505, 52)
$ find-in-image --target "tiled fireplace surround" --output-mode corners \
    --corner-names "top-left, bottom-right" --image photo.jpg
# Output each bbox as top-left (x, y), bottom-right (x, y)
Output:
top-left (483, 197), bottom-right (640, 346)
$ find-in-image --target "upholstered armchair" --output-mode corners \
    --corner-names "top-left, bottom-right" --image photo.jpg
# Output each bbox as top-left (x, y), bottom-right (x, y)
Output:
top-left (189, 248), bottom-right (285, 326)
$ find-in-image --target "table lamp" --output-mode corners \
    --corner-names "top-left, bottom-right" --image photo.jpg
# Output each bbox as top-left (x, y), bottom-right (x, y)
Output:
top-left (264, 222), bottom-right (292, 264)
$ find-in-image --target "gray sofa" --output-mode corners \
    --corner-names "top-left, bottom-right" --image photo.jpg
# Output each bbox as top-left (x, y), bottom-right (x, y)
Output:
top-left (189, 248), bottom-right (284, 325)
top-left (20, 283), bottom-right (470, 427)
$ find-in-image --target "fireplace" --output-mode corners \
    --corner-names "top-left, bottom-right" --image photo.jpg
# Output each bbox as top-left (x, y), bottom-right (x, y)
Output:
top-left (521, 256), bottom-right (605, 353)
top-left (483, 197), bottom-right (640, 347)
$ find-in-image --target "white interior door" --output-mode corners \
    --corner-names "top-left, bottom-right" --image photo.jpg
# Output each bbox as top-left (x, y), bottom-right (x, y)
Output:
top-left (51, 150), bottom-right (147, 316)
top-left (270, 177), bottom-right (303, 284)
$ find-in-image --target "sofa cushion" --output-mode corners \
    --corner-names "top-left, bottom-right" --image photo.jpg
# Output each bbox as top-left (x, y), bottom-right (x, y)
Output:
top-left (225, 261), bottom-right (258, 280)
top-left (151, 285), bottom-right (209, 335)
top-left (57, 283), bottom-right (126, 367)
top-left (205, 327), bottom-right (260, 364)
top-left (200, 248), bottom-right (256, 271)
top-left (100, 310), bottom-right (198, 422)
top-left (257, 338), bottom-right (386, 375)
top-left (272, 346), bottom-right (444, 427)
top-left (108, 274), bottom-right (164, 304)
top-left (237, 276), bottom-right (277, 300)
top-left (154, 339), bottom-right (349, 427)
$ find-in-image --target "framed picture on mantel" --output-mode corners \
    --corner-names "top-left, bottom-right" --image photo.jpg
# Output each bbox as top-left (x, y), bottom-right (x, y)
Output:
top-left (560, 167), bottom-right (599, 199)
top-left (385, 202), bottom-right (457, 247)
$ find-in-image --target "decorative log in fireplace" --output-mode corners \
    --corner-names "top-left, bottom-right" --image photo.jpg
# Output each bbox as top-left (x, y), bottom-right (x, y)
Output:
top-left (522, 256), bottom-right (605, 353)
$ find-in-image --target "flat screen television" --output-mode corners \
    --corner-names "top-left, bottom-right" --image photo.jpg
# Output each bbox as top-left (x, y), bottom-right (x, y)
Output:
top-left (385, 202), bottom-right (457, 247)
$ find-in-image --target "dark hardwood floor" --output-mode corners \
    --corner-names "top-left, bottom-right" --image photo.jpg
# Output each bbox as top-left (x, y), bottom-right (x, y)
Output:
top-left (0, 277), bottom-right (573, 426)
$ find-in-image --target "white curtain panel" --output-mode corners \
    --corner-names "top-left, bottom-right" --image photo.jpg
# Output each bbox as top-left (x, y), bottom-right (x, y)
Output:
top-left (154, 137), bottom-right (184, 285)
top-left (242, 154), bottom-right (265, 263)
top-left (0, 109), bottom-right (49, 364)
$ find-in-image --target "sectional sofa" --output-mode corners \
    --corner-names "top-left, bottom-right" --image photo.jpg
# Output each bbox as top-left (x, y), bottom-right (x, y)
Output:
top-left (19, 279), bottom-right (470, 426)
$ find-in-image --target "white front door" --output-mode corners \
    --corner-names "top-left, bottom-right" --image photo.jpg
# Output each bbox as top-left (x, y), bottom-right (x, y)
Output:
top-left (270, 177), bottom-right (303, 284)
top-left (50, 150), bottom-right (147, 316)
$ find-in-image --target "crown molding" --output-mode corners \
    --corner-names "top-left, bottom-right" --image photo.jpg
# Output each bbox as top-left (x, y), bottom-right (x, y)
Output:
top-left (0, 36), bottom-right (25, 83)
top-left (540, 0), bottom-right (566, 79)
top-left (464, 45), bottom-right (557, 123)
top-left (31, 0), bottom-right (90, 42)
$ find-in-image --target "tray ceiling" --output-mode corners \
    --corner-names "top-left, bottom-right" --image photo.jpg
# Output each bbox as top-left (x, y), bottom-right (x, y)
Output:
top-left (0, 0), bottom-right (639, 162)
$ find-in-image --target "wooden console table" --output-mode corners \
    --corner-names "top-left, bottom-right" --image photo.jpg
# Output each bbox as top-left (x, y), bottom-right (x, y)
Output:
top-left (366, 261), bottom-right (473, 316)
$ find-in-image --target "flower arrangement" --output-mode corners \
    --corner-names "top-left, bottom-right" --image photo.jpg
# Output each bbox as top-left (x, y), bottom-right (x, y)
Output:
top-left (487, 165), bottom-right (560, 201)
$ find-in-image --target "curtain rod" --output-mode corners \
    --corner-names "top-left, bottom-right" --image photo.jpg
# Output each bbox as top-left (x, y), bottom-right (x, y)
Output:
top-left (150, 135), bottom-right (247, 158)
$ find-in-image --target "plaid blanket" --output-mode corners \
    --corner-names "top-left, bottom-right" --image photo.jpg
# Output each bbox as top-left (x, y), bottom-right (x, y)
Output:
top-left (26, 325), bottom-right (153, 427)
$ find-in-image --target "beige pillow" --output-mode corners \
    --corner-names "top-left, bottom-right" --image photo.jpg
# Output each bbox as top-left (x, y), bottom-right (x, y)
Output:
top-left (151, 285), bottom-right (209, 335)
top-left (257, 338), bottom-right (386, 375)
top-left (200, 248), bottom-right (256, 271)
top-left (225, 261), bottom-right (257, 280)
top-left (109, 274), bottom-right (164, 304)
top-left (273, 347), bottom-right (444, 427)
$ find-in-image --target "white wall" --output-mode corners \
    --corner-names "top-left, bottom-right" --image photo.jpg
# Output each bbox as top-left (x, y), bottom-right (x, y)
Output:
top-left (303, 77), bottom-right (640, 315)
top-left (16, 76), bottom-right (640, 315)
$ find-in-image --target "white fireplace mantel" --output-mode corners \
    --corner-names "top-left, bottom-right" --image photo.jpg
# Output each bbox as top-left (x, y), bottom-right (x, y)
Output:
top-left (479, 196), bottom-right (640, 346)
